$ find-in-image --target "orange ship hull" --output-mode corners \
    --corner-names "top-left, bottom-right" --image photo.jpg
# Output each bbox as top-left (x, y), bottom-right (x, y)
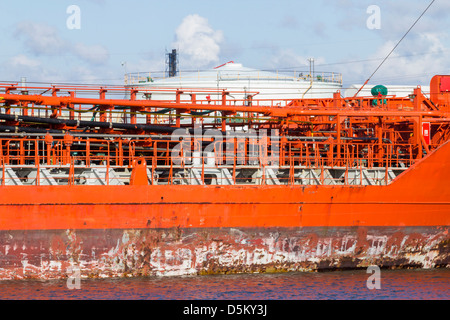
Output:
top-left (0, 135), bottom-right (449, 280)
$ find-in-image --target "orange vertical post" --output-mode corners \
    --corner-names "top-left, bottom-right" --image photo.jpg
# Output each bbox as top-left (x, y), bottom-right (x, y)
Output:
top-left (190, 94), bottom-right (197, 127)
top-left (51, 87), bottom-right (60, 118)
top-left (130, 157), bottom-right (148, 186)
top-left (99, 88), bottom-right (107, 123)
top-left (221, 91), bottom-right (229, 131)
top-left (45, 134), bottom-right (53, 165)
top-left (130, 89), bottom-right (137, 125)
top-left (175, 90), bottom-right (183, 127)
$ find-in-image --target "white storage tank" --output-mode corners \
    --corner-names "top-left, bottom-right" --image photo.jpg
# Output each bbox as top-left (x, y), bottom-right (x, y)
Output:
top-left (125, 61), bottom-right (343, 104)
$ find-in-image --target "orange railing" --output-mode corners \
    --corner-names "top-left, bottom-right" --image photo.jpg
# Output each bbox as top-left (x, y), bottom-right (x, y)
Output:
top-left (0, 134), bottom-right (429, 186)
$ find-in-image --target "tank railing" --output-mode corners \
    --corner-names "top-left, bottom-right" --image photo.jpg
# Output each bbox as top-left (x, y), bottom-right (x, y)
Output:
top-left (125, 70), bottom-right (343, 85)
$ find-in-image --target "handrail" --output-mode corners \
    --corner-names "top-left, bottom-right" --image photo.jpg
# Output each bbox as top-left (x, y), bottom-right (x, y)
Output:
top-left (0, 136), bottom-right (424, 170)
top-left (124, 70), bottom-right (343, 86)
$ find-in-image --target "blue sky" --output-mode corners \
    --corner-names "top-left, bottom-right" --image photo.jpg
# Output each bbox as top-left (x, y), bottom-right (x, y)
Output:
top-left (0, 0), bottom-right (449, 87)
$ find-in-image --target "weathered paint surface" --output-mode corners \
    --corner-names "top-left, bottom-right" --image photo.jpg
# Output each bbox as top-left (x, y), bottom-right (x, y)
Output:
top-left (0, 226), bottom-right (448, 280)
top-left (0, 130), bottom-right (449, 280)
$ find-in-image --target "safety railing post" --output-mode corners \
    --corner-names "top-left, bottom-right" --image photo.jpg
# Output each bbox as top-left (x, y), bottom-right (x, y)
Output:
top-left (106, 142), bottom-right (110, 186)
top-left (36, 161), bottom-right (40, 186)
top-left (1, 160), bottom-right (5, 186)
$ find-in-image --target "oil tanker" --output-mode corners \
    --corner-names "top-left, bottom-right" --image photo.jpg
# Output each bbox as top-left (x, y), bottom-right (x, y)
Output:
top-left (0, 74), bottom-right (448, 280)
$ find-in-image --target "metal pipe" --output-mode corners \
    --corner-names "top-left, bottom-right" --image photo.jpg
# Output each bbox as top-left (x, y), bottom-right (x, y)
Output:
top-left (0, 113), bottom-right (196, 134)
top-left (0, 92), bottom-right (444, 118)
top-left (0, 125), bottom-right (63, 134)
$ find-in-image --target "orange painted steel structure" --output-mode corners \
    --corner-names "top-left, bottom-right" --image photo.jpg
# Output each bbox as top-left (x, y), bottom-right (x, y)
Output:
top-left (0, 138), bottom-right (449, 230)
top-left (0, 75), bottom-right (449, 279)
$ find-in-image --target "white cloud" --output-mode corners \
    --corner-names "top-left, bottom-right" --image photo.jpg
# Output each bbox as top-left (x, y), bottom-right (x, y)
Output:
top-left (334, 32), bottom-right (450, 86)
top-left (73, 43), bottom-right (110, 65)
top-left (14, 21), bottom-right (110, 66)
top-left (317, 0), bottom-right (450, 86)
top-left (172, 14), bottom-right (224, 69)
top-left (268, 48), bottom-right (326, 71)
top-left (10, 54), bottom-right (41, 68)
top-left (369, 32), bottom-right (448, 84)
top-left (15, 22), bottom-right (66, 55)
top-left (122, 56), bottom-right (166, 76)
top-left (1, 55), bottom-right (62, 83)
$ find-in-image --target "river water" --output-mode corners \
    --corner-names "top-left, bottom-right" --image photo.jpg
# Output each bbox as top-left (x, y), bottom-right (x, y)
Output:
top-left (0, 268), bottom-right (448, 300)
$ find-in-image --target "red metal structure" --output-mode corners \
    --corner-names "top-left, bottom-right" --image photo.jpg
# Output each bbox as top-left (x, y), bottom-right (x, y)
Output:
top-left (0, 75), bottom-right (449, 279)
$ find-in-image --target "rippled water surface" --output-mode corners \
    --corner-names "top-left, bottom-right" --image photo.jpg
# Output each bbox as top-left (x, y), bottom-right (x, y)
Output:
top-left (0, 269), bottom-right (448, 300)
